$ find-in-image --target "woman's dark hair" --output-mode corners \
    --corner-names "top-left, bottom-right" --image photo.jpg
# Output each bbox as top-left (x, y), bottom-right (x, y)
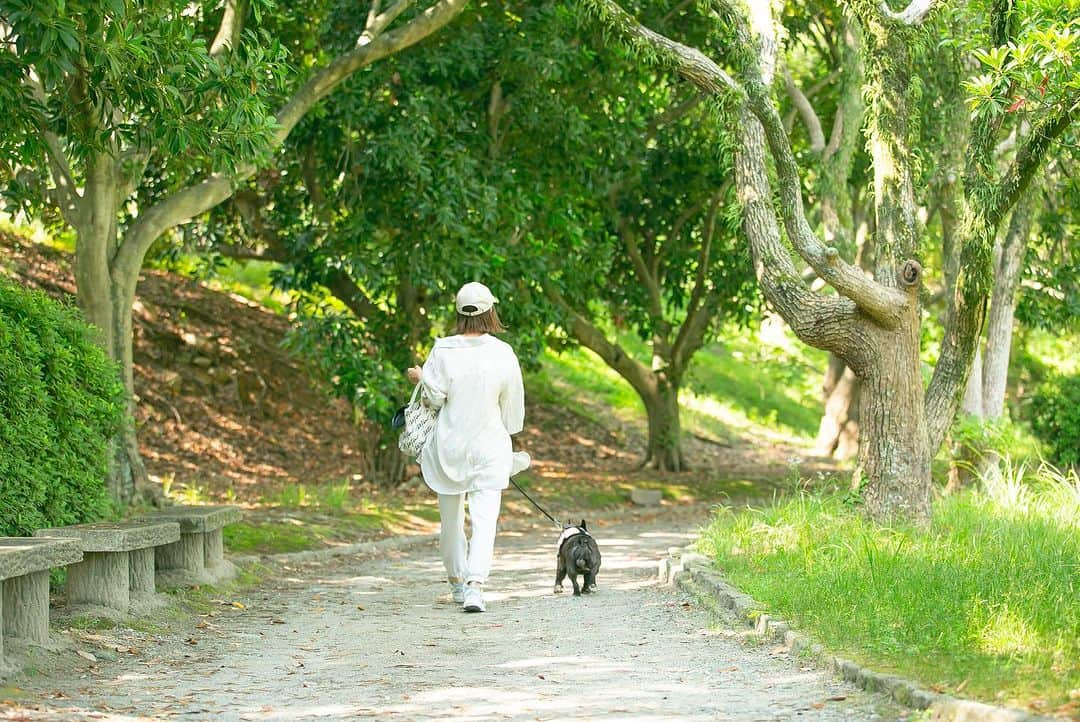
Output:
top-left (456, 307), bottom-right (506, 335)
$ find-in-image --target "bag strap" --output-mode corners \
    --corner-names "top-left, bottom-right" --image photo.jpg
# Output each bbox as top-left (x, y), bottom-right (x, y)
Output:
top-left (409, 381), bottom-right (424, 405)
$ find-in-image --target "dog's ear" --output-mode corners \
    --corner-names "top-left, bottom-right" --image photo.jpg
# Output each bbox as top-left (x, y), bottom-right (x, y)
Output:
top-left (580, 519), bottom-right (587, 530)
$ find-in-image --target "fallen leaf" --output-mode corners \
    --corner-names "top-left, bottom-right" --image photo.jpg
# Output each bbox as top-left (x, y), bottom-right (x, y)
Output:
top-left (827, 695), bottom-right (847, 702)
top-left (270, 619), bottom-right (285, 625)
top-left (76, 650), bottom-right (97, 662)
top-left (955, 679), bottom-right (969, 694)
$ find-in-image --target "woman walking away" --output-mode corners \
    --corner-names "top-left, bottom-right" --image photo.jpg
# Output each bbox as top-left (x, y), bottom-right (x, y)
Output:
top-left (406, 282), bottom-right (530, 613)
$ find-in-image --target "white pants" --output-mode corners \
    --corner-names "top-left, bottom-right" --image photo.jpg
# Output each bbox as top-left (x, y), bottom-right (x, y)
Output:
top-left (438, 489), bottom-right (502, 585)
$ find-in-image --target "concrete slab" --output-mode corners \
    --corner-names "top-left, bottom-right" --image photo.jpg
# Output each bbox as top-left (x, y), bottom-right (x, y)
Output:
top-left (137, 506), bottom-right (242, 533)
top-left (35, 522), bottom-right (180, 552)
top-left (0, 538), bottom-right (83, 581)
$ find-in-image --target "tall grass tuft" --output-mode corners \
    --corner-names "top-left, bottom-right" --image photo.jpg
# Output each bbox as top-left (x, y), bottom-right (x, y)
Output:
top-left (697, 459), bottom-right (1080, 713)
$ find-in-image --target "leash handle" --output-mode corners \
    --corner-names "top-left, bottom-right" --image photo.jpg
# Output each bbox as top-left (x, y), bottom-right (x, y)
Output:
top-left (509, 478), bottom-right (561, 529)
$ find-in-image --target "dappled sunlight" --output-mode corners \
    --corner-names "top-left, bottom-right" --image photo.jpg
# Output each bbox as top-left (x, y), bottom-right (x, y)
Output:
top-left (975, 604), bottom-right (1042, 657)
top-left (681, 391), bottom-right (811, 446)
top-left (303, 574), bottom-right (397, 589)
top-left (7, 507), bottom-right (896, 721)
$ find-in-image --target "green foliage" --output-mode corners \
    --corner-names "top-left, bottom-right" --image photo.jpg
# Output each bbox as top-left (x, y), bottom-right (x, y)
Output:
top-left (188, 0), bottom-right (757, 449)
top-left (0, 0), bottom-right (291, 222)
top-left (960, 0), bottom-right (1079, 122)
top-left (1019, 170), bottom-right (1080, 332)
top-left (946, 412), bottom-right (1041, 467)
top-left (1029, 374), bottom-right (1080, 467)
top-left (697, 471), bottom-right (1080, 711)
top-left (0, 279), bottom-right (124, 536)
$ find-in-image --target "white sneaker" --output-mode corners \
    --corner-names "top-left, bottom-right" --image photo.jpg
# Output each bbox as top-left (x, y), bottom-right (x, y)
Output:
top-left (462, 583), bottom-right (485, 613)
top-left (449, 582), bottom-right (465, 603)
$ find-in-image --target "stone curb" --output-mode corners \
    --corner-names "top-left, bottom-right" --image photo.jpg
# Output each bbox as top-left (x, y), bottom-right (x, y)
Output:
top-left (659, 548), bottom-right (1057, 722)
top-left (230, 532), bottom-right (439, 567)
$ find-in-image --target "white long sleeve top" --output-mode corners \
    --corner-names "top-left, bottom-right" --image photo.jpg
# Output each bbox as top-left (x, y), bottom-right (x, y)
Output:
top-left (418, 334), bottom-right (530, 494)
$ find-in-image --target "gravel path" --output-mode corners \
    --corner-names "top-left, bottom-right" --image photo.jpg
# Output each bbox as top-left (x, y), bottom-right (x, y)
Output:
top-left (6, 511), bottom-right (905, 721)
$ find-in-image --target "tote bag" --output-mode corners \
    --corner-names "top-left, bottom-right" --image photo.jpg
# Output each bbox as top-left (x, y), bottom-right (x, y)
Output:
top-left (397, 382), bottom-right (438, 457)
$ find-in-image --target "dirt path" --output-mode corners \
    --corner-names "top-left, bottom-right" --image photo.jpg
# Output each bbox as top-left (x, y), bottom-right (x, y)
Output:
top-left (6, 509), bottom-right (904, 721)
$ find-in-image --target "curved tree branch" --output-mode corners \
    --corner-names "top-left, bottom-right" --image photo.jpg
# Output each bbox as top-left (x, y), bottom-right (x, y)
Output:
top-left (113, 0), bottom-right (470, 284)
top-left (209, 0), bottom-right (248, 56)
top-left (588, 0), bottom-right (908, 329)
top-left (541, 282), bottom-right (656, 398)
top-left (878, 0), bottom-right (936, 26)
top-left (736, 105), bottom-right (864, 361)
top-left (783, 69), bottom-right (826, 152)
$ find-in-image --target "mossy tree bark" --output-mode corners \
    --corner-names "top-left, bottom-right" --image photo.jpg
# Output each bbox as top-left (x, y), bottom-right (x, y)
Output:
top-left (583, 0), bottom-right (1076, 521)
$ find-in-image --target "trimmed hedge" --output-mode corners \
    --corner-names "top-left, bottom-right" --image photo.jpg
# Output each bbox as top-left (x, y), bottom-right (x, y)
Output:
top-left (0, 278), bottom-right (124, 536)
top-left (1029, 374), bottom-right (1080, 468)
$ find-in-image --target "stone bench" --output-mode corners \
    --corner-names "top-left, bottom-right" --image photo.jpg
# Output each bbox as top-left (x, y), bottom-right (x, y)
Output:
top-left (137, 506), bottom-right (242, 586)
top-left (0, 537), bottom-right (83, 664)
top-left (34, 522), bottom-right (180, 614)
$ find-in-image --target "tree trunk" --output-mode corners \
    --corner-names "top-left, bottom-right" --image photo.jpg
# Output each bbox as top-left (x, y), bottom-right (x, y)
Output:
top-left (960, 347), bottom-right (985, 418)
top-left (74, 156), bottom-right (152, 504)
top-left (641, 377), bottom-right (685, 471)
top-left (858, 316), bottom-right (932, 520)
top-left (813, 361), bottom-right (859, 459)
top-left (982, 196), bottom-right (1034, 419)
top-left (974, 196), bottom-right (1035, 482)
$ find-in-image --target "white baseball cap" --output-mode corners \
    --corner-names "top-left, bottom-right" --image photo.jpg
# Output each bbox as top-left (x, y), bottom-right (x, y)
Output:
top-left (455, 282), bottom-right (498, 316)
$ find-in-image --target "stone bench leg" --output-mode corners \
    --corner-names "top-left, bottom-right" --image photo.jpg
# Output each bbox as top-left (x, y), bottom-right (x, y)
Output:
top-left (156, 533), bottom-right (205, 579)
top-left (203, 529), bottom-right (224, 570)
top-left (67, 551), bottom-right (130, 612)
top-left (129, 548), bottom-right (156, 604)
top-left (2, 571), bottom-right (50, 645)
top-left (203, 529), bottom-right (236, 583)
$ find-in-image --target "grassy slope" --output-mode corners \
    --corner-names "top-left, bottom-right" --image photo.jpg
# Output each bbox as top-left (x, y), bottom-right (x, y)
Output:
top-left (533, 319), bottom-right (826, 445)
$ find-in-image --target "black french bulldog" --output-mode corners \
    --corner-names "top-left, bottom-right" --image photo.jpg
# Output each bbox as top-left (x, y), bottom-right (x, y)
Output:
top-left (555, 519), bottom-right (601, 596)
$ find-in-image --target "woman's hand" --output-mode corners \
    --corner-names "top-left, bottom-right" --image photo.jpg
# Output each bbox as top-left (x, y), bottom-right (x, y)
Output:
top-left (406, 366), bottom-right (423, 384)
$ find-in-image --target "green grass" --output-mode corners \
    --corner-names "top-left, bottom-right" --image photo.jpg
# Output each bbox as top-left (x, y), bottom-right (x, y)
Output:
top-left (65, 616), bottom-right (119, 631)
top-left (683, 337), bottom-right (825, 439)
top-left (223, 513), bottom-right (389, 554)
top-left (215, 480), bottom-right (441, 555)
top-left (534, 321), bottom-right (826, 447)
top-left (696, 462), bottom-right (1080, 714)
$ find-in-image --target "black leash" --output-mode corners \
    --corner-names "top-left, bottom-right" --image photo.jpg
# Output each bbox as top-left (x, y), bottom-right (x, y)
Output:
top-left (509, 478), bottom-right (561, 529)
